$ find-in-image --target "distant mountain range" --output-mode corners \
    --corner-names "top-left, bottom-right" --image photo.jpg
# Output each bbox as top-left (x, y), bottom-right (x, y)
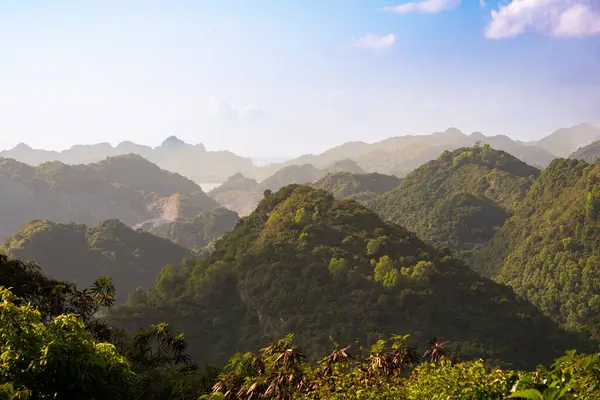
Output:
top-left (256, 124), bottom-right (600, 179)
top-left (0, 136), bottom-right (254, 183)
top-left (2, 123), bottom-right (600, 183)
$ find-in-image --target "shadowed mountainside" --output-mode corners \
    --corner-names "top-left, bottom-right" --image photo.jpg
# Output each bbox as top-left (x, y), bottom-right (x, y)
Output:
top-left (0, 154), bottom-right (219, 241)
top-left (0, 219), bottom-right (194, 302)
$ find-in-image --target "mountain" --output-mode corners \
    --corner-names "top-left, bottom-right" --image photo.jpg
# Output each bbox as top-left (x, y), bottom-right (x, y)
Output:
top-left (143, 207), bottom-right (240, 252)
top-left (208, 165), bottom-right (327, 215)
top-left (325, 159), bottom-right (365, 174)
top-left (535, 123), bottom-right (600, 158)
top-left (0, 155), bottom-right (219, 241)
top-left (2, 125), bottom-right (586, 186)
top-left (251, 128), bottom-right (555, 180)
top-left (207, 173), bottom-right (261, 216)
top-left (0, 136), bottom-right (254, 183)
top-left (472, 158), bottom-right (600, 340)
top-left (256, 164), bottom-right (325, 192)
top-left (109, 185), bottom-right (585, 369)
top-left (0, 219), bottom-right (194, 302)
top-left (570, 140), bottom-right (600, 163)
top-left (312, 171), bottom-right (401, 202)
top-left (369, 145), bottom-right (540, 261)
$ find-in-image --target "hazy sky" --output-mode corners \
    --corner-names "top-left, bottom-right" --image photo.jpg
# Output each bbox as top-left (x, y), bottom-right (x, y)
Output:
top-left (1, 0), bottom-right (600, 157)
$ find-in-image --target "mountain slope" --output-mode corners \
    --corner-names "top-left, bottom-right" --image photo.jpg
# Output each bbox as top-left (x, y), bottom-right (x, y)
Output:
top-left (312, 172), bottom-right (401, 201)
top-left (369, 145), bottom-right (539, 260)
top-left (251, 128), bottom-right (556, 180)
top-left (207, 173), bottom-right (261, 216)
top-left (110, 185), bottom-right (586, 369)
top-left (0, 219), bottom-right (194, 302)
top-left (256, 164), bottom-right (325, 192)
top-left (208, 165), bottom-right (327, 215)
top-left (535, 123), bottom-right (600, 158)
top-left (472, 158), bottom-right (600, 339)
top-left (144, 207), bottom-right (240, 251)
top-left (0, 155), bottom-right (219, 240)
top-left (570, 140), bottom-right (600, 163)
top-left (326, 159), bottom-right (365, 174)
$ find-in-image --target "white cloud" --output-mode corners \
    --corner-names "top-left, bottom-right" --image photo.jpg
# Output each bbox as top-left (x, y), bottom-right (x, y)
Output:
top-left (380, 0), bottom-right (461, 14)
top-left (485, 0), bottom-right (600, 39)
top-left (479, 0), bottom-right (486, 8)
top-left (354, 33), bottom-right (396, 52)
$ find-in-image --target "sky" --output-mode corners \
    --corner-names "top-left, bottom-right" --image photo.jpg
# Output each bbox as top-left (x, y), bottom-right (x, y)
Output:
top-left (1, 0), bottom-right (600, 158)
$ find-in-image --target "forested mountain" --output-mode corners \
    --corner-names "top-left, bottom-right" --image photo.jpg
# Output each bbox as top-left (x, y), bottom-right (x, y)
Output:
top-left (0, 219), bottom-right (193, 302)
top-left (256, 164), bottom-right (325, 192)
top-left (0, 155), bottom-right (218, 240)
top-left (535, 123), bottom-right (600, 158)
top-left (325, 158), bottom-right (365, 174)
top-left (145, 207), bottom-right (240, 252)
top-left (207, 173), bottom-right (262, 216)
top-left (312, 171), bottom-right (401, 201)
top-left (472, 158), bottom-right (600, 340)
top-left (369, 145), bottom-right (539, 261)
top-left (208, 165), bottom-right (327, 215)
top-left (110, 185), bottom-right (586, 369)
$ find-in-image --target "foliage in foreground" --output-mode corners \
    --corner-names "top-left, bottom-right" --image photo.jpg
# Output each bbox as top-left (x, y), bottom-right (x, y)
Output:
top-left (0, 254), bottom-right (217, 399)
top-left (205, 335), bottom-right (600, 400)
top-left (0, 286), bottom-right (134, 399)
top-left (2, 253), bottom-right (600, 399)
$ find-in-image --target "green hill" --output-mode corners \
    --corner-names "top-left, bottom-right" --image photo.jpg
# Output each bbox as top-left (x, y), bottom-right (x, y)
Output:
top-left (207, 173), bottom-right (261, 216)
top-left (208, 165), bottom-right (327, 216)
top-left (369, 145), bottom-right (539, 260)
top-left (146, 207), bottom-right (240, 251)
top-left (312, 171), bottom-right (401, 201)
top-left (256, 164), bottom-right (325, 192)
top-left (473, 158), bottom-right (600, 339)
top-left (0, 155), bottom-right (219, 240)
top-left (0, 219), bottom-right (194, 303)
top-left (570, 140), bottom-right (600, 163)
top-left (91, 153), bottom-right (204, 196)
top-left (326, 159), bottom-right (365, 174)
top-left (110, 185), bottom-right (586, 369)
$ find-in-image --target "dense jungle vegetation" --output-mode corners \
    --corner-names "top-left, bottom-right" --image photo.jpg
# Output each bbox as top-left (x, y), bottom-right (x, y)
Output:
top-left (2, 254), bottom-right (600, 399)
top-left (110, 185), bottom-right (589, 370)
top-left (369, 145), bottom-right (539, 263)
top-left (4, 145), bottom-right (600, 399)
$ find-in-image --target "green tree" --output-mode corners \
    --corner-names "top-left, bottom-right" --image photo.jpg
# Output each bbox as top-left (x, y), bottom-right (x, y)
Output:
top-left (0, 286), bottom-right (135, 399)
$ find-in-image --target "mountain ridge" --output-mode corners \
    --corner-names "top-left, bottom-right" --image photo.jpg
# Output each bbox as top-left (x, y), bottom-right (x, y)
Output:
top-left (369, 145), bottom-right (539, 262)
top-left (0, 154), bottom-right (219, 240)
top-left (109, 184), bottom-right (589, 369)
top-left (3, 124), bottom-right (596, 184)
top-left (0, 218), bottom-right (194, 302)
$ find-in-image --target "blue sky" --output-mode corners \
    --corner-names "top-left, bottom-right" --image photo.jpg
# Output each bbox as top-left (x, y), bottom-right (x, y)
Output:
top-left (1, 0), bottom-right (599, 157)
